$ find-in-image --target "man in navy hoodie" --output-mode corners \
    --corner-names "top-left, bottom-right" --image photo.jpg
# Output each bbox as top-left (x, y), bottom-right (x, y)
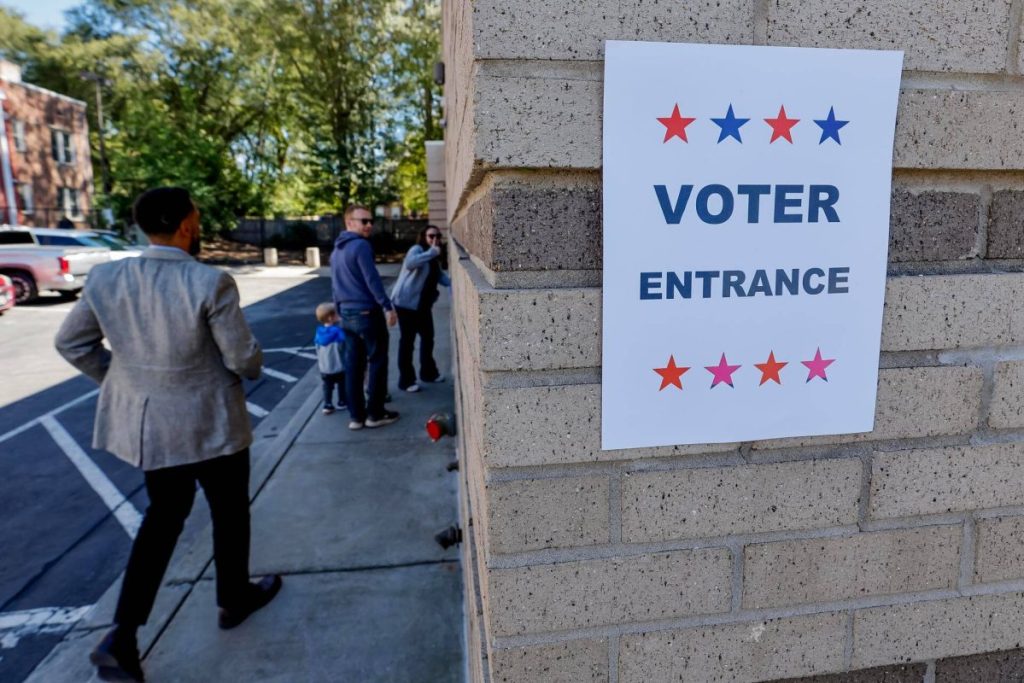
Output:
top-left (331, 204), bottom-right (400, 429)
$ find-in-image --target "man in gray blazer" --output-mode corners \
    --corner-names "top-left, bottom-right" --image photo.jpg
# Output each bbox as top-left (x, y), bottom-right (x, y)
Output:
top-left (55, 187), bottom-right (281, 683)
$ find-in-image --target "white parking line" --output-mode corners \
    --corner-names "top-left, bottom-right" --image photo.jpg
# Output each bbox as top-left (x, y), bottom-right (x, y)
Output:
top-left (0, 605), bottom-right (94, 648)
top-left (263, 347), bottom-right (317, 360)
top-left (40, 416), bottom-right (142, 539)
top-left (246, 402), bottom-right (270, 418)
top-left (0, 389), bottom-right (100, 446)
top-left (261, 367), bottom-right (298, 383)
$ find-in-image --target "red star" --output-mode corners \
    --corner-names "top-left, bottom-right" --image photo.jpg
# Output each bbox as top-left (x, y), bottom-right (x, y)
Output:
top-left (654, 355), bottom-right (690, 391)
top-left (801, 347), bottom-right (836, 383)
top-left (754, 351), bottom-right (788, 386)
top-left (657, 104), bottom-right (696, 143)
top-left (764, 105), bottom-right (799, 143)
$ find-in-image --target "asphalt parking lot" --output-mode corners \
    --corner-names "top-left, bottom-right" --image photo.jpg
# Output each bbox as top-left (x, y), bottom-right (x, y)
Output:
top-left (0, 266), bottom-right (332, 682)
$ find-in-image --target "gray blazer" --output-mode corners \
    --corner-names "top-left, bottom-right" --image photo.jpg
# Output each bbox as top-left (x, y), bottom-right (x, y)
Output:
top-left (55, 247), bottom-right (262, 470)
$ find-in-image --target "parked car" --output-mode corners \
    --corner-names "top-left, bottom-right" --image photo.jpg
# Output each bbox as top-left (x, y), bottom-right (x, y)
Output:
top-left (32, 228), bottom-right (143, 261)
top-left (0, 229), bottom-right (110, 303)
top-left (0, 274), bottom-right (15, 315)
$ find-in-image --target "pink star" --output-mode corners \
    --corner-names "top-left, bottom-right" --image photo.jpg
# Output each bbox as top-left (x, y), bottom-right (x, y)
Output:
top-left (801, 347), bottom-right (835, 382)
top-left (705, 353), bottom-right (741, 388)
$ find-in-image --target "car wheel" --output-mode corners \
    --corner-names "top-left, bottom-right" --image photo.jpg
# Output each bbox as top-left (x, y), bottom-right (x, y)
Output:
top-left (57, 289), bottom-right (81, 301)
top-left (1, 270), bottom-right (37, 304)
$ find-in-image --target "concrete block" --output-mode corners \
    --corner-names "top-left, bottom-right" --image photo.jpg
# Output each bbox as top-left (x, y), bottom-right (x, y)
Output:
top-left (487, 549), bottom-right (731, 636)
top-left (772, 663), bottom-right (927, 683)
top-left (852, 592), bottom-right (1024, 668)
top-left (743, 526), bottom-right (961, 609)
top-left (490, 639), bottom-right (609, 683)
top-left (894, 90), bottom-right (1024, 171)
top-left (475, 73), bottom-right (602, 171)
top-left (974, 516), bottom-right (1024, 584)
top-left (935, 648), bottom-right (1024, 682)
top-left (990, 361), bottom-right (1024, 429)
top-left (882, 274), bottom-right (1024, 352)
top-left (486, 476), bottom-right (610, 554)
top-left (766, 1), bottom-right (1013, 74)
top-left (485, 177), bottom-right (602, 272)
top-left (621, 459), bottom-right (861, 543)
top-left (869, 443), bottom-right (1024, 519)
top-left (988, 190), bottom-right (1024, 258)
top-left (888, 189), bottom-right (979, 262)
top-left (461, 181), bottom-right (982, 273)
top-left (467, 75), bottom-right (1024, 177)
top-left (483, 383), bottom-right (737, 468)
top-left (473, 0), bottom-right (753, 61)
top-left (753, 366), bottom-right (983, 450)
top-left (478, 286), bottom-right (600, 371)
top-left (618, 613), bottom-right (847, 683)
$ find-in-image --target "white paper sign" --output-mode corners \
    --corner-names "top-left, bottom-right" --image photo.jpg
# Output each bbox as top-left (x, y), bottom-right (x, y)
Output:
top-left (601, 41), bottom-right (903, 450)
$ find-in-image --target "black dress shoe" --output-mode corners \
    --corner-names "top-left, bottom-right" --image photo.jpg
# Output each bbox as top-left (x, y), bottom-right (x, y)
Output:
top-left (218, 575), bottom-right (283, 629)
top-left (90, 628), bottom-right (145, 682)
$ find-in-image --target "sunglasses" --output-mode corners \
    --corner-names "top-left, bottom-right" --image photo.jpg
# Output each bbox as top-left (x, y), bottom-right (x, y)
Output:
top-left (426, 233), bottom-right (441, 239)
top-left (358, 218), bottom-right (373, 225)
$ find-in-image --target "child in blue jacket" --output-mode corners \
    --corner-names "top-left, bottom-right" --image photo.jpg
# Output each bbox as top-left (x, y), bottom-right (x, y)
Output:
top-left (314, 302), bottom-right (347, 415)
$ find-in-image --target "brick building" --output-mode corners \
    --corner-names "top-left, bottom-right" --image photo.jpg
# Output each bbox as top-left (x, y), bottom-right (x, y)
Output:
top-left (0, 60), bottom-right (94, 228)
top-left (445, 2), bottom-right (1024, 682)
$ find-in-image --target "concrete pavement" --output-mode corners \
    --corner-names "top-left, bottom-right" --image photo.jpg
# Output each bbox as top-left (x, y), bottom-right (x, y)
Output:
top-left (26, 282), bottom-right (464, 683)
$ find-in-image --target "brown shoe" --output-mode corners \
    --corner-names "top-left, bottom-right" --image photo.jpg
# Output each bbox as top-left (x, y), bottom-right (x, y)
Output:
top-left (218, 575), bottom-right (283, 629)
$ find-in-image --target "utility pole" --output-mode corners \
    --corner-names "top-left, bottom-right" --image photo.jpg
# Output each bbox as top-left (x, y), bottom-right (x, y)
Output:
top-left (0, 90), bottom-right (18, 226)
top-left (79, 71), bottom-right (111, 197)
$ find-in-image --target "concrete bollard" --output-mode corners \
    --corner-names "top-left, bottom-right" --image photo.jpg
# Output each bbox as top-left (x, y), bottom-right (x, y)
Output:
top-left (263, 247), bottom-right (278, 267)
top-left (305, 247), bottom-right (321, 268)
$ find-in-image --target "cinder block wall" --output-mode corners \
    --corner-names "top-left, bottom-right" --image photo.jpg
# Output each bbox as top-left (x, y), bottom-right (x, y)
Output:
top-left (444, 2), bottom-right (1024, 681)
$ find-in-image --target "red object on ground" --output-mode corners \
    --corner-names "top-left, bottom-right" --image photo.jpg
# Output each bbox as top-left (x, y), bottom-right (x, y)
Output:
top-left (425, 413), bottom-right (456, 442)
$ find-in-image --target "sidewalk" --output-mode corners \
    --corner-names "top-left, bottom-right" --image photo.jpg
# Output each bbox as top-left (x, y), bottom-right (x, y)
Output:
top-left (27, 285), bottom-right (464, 683)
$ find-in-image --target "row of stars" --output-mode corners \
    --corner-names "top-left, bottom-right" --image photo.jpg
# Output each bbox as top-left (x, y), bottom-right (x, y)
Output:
top-left (658, 104), bottom-right (849, 145)
top-left (654, 348), bottom-right (835, 390)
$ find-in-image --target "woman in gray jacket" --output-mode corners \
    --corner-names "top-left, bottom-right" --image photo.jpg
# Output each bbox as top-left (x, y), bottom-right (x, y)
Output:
top-left (390, 226), bottom-right (451, 392)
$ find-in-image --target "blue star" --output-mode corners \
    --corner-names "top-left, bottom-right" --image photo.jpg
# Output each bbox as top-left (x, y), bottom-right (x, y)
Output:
top-left (710, 104), bottom-right (750, 143)
top-left (814, 106), bottom-right (849, 145)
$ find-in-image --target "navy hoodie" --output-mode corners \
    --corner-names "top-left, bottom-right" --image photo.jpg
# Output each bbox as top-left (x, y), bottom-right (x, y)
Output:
top-left (331, 232), bottom-right (393, 312)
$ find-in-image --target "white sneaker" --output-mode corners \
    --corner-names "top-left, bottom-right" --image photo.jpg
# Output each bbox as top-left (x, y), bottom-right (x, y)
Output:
top-left (426, 376), bottom-right (445, 383)
top-left (348, 421), bottom-right (364, 430)
top-left (404, 384), bottom-right (421, 393)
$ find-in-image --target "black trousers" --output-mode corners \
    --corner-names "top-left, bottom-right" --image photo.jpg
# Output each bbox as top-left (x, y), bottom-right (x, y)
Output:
top-left (340, 308), bottom-right (389, 422)
top-left (114, 450), bottom-right (251, 627)
top-left (321, 372), bottom-right (347, 407)
top-left (396, 306), bottom-right (439, 389)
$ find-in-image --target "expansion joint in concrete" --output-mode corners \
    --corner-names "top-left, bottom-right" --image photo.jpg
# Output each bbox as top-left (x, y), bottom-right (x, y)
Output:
top-left (924, 660), bottom-right (937, 683)
top-left (1008, 0), bottom-right (1024, 75)
top-left (843, 612), bottom-right (855, 670)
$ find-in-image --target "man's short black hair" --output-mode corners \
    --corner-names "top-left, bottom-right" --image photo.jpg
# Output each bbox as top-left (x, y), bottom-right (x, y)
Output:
top-left (133, 187), bottom-right (195, 236)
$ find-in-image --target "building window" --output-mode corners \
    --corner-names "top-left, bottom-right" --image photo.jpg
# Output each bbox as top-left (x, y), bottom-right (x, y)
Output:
top-left (51, 129), bottom-right (75, 164)
top-left (59, 187), bottom-right (81, 218)
top-left (12, 119), bottom-right (26, 153)
top-left (14, 182), bottom-right (33, 215)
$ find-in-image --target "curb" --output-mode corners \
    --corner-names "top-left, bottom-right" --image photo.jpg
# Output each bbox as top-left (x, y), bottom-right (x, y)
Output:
top-left (24, 364), bottom-right (323, 683)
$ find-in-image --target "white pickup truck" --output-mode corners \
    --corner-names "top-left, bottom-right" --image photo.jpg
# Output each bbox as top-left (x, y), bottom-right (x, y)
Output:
top-left (0, 229), bottom-right (111, 303)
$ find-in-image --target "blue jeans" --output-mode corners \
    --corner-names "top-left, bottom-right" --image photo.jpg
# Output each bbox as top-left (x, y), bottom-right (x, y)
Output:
top-left (340, 308), bottom-right (389, 422)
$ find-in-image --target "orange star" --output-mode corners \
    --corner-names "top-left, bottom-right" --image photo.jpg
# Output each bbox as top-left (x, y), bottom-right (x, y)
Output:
top-left (657, 104), bottom-right (696, 143)
top-left (755, 351), bottom-right (788, 386)
top-left (654, 355), bottom-right (690, 391)
top-left (764, 105), bottom-right (799, 143)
